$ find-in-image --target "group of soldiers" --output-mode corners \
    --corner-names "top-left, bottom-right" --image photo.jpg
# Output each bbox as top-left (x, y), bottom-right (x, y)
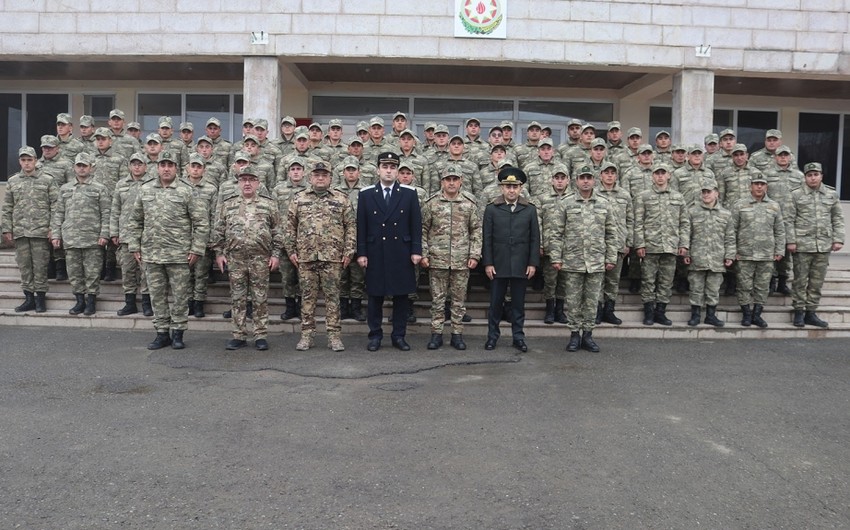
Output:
top-left (1, 109), bottom-right (846, 353)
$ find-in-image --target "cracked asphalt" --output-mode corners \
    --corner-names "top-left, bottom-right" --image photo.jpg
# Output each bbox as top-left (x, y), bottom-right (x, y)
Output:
top-left (1, 327), bottom-right (849, 529)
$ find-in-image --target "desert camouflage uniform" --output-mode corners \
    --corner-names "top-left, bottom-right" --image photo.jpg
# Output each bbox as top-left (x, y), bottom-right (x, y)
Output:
top-left (687, 201), bottom-right (732, 307)
top-left (110, 174), bottom-right (150, 295)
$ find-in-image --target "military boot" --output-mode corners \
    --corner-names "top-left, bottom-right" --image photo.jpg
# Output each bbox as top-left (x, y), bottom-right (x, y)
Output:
top-left (83, 294), bottom-right (97, 316)
top-left (296, 332), bottom-right (314, 351)
top-left (704, 305), bottom-right (724, 327)
top-left (595, 301), bottom-right (603, 325)
top-left (450, 334), bottom-right (467, 350)
top-left (427, 333), bottom-right (443, 350)
top-left (193, 300), bottom-right (205, 318)
top-left (628, 279), bottom-right (640, 294)
top-left (171, 330), bottom-right (185, 349)
top-left (752, 304), bottom-right (768, 328)
top-left (147, 332), bottom-right (172, 350)
top-left (554, 299), bottom-right (568, 324)
top-left (328, 333), bottom-right (345, 352)
top-left (141, 294), bottom-right (153, 316)
top-left (69, 293), bottom-right (86, 315)
top-left (566, 331), bottom-right (581, 352)
top-left (740, 304), bottom-right (752, 327)
top-left (792, 309), bottom-right (805, 327)
top-left (776, 276), bottom-right (792, 296)
top-left (768, 276), bottom-right (777, 296)
top-left (188, 299), bottom-right (195, 314)
top-left (55, 260), bottom-right (68, 281)
top-left (34, 292), bottom-right (47, 313)
top-left (103, 262), bottom-right (116, 282)
top-left (406, 304), bottom-right (416, 323)
top-left (602, 300), bottom-right (622, 325)
top-left (246, 301), bottom-right (253, 320)
top-left (654, 302), bottom-right (672, 326)
top-left (281, 297), bottom-right (298, 320)
top-left (804, 311), bottom-right (829, 328)
top-left (642, 302), bottom-right (655, 325)
top-left (543, 299), bottom-right (555, 324)
top-left (350, 299), bottom-right (366, 321)
top-left (294, 297), bottom-right (301, 318)
top-left (117, 293), bottom-right (138, 316)
top-left (581, 331), bottom-right (600, 353)
top-left (15, 291), bottom-right (36, 312)
top-left (687, 305), bottom-right (701, 327)
top-left (339, 298), bottom-right (351, 320)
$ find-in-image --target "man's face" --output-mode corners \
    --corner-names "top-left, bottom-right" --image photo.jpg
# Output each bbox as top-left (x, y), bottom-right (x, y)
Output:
top-left (127, 128), bottom-right (141, 140)
top-left (720, 135), bottom-right (736, 151)
top-left (580, 129), bottom-right (595, 146)
top-left (599, 168), bottom-right (617, 188)
top-left (392, 116), bottom-right (407, 133)
top-left (95, 136), bottom-right (112, 151)
top-left (441, 175), bottom-right (461, 197)
top-left (775, 153), bottom-right (791, 168)
top-left (500, 183), bottom-right (520, 202)
top-left (750, 181), bottom-right (767, 200)
top-left (399, 134), bottom-right (415, 152)
top-left (628, 134), bottom-right (642, 150)
top-left (239, 175), bottom-right (260, 198)
top-left (358, 129), bottom-right (370, 142)
top-left (701, 188), bottom-right (718, 206)
top-left (688, 151), bottom-right (703, 167)
top-left (288, 165), bottom-right (304, 184)
top-left (541, 128), bottom-right (551, 139)
top-left (527, 126), bottom-right (541, 141)
top-left (157, 160), bottom-right (177, 184)
top-left (56, 122), bottom-right (72, 137)
top-left (145, 141), bottom-right (162, 157)
top-left (328, 125), bottom-right (342, 141)
top-left (206, 124), bottom-right (221, 139)
top-left (449, 139), bottom-right (464, 156)
top-left (591, 145), bottom-right (606, 163)
top-left (308, 127), bottom-right (322, 142)
top-left (732, 151), bottom-right (748, 168)
top-left (488, 129), bottom-right (503, 146)
top-left (552, 173), bottom-right (569, 193)
top-left (19, 155), bottom-right (36, 173)
top-left (369, 124), bottom-right (383, 141)
top-left (80, 125), bottom-right (94, 138)
top-left (243, 140), bottom-right (259, 156)
top-left (576, 173), bottom-right (595, 193)
top-left (378, 161), bottom-right (398, 187)
top-left (159, 126), bottom-right (173, 140)
top-left (244, 123), bottom-right (257, 137)
top-left (109, 116), bottom-right (124, 132)
top-left (466, 121), bottom-right (480, 138)
top-left (74, 162), bottom-right (92, 179)
top-left (41, 145), bottom-right (59, 160)
top-left (281, 123), bottom-right (295, 137)
top-left (502, 127), bottom-right (513, 142)
top-left (805, 170), bottom-right (823, 190)
top-left (705, 142), bottom-right (719, 154)
top-left (188, 162), bottom-right (205, 180)
top-left (295, 137), bottom-right (309, 153)
top-left (196, 141), bottom-right (213, 158)
top-left (539, 145), bottom-right (554, 162)
top-left (435, 132), bottom-right (449, 148)
top-left (567, 124), bottom-right (581, 140)
top-left (397, 168), bottom-right (415, 185)
top-left (310, 169), bottom-right (331, 191)
top-left (424, 128), bottom-right (435, 142)
top-left (254, 127), bottom-right (268, 141)
top-left (607, 128), bottom-right (622, 143)
top-left (343, 167), bottom-right (360, 184)
top-left (638, 151), bottom-right (653, 166)
top-left (765, 137), bottom-right (781, 151)
top-left (348, 143), bottom-right (363, 157)
top-left (129, 160), bottom-right (147, 178)
top-left (672, 150), bottom-right (686, 164)
top-left (655, 134), bottom-right (671, 149)
top-left (180, 129), bottom-right (194, 143)
top-left (651, 170), bottom-right (669, 187)
top-left (490, 149), bottom-right (506, 164)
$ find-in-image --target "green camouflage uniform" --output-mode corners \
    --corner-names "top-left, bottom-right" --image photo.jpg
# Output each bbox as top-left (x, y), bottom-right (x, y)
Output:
top-left (184, 176), bottom-right (218, 303)
top-left (536, 185), bottom-right (572, 301)
top-left (620, 164), bottom-right (653, 198)
top-left (764, 164), bottom-right (804, 279)
top-left (38, 155), bottom-right (75, 187)
top-left (523, 156), bottom-right (564, 199)
top-left (687, 201), bottom-right (732, 307)
top-left (706, 150), bottom-right (734, 181)
top-left (430, 153), bottom-right (478, 196)
top-left (671, 164), bottom-right (715, 206)
top-left (596, 183), bottom-right (633, 303)
top-left (108, 130), bottom-right (142, 160)
top-left (210, 137), bottom-right (232, 168)
top-left (272, 180), bottom-right (307, 299)
top-left (334, 181), bottom-right (367, 301)
top-left (110, 174), bottom-right (150, 295)
top-left (718, 163), bottom-right (764, 210)
top-left (56, 134), bottom-right (86, 163)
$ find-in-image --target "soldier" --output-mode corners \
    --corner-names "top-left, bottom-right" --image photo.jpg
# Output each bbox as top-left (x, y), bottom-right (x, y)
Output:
top-left (355, 121), bottom-right (370, 145)
top-left (595, 161), bottom-right (632, 326)
top-left (431, 134), bottom-right (479, 196)
top-left (653, 130), bottom-right (673, 163)
top-left (51, 152), bottom-right (110, 316)
top-left (179, 122), bottom-right (196, 152)
top-left (562, 124), bottom-right (596, 177)
top-left (253, 118), bottom-right (284, 172)
top-left (421, 164), bottom-right (482, 350)
top-left (523, 138), bottom-right (562, 198)
top-left (422, 122), bottom-right (438, 153)
top-left (671, 145), bottom-right (714, 207)
top-left (362, 116), bottom-right (391, 165)
top-left (482, 167), bottom-right (540, 353)
top-left (388, 111), bottom-right (409, 145)
top-left (605, 121), bottom-right (626, 159)
top-left (786, 162), bottom-right (845, 328)
top-left (128, 151), bottom-right (209, 350)
top-left (751, 129), bottom-right (798, 172)
top-left (633, 164), bottom-right (690, 326)
top-left (718, 144), bottom-right (764, 211)
top-left (55, 113), bottom-right (85, 162)
top-left (621, 144), bottom-right (655, 293)
top-left (704, 133), bottom-right (719, 156)
top-left (106, 109), bottom-right (141, 159)
top-left (193, 135), bottom-right (227, 188)
top-left (323, 118), bottom-right (347, 161)
top-left (158, 116), bottom-right (190, 168)
top-left (241, 135), bottom-right (276, 189)
top-left (334, 156), bottom-right (368, 321)
top-left (205, 117), bottom-right (232, 167)
top-left (684, 179), bottom-right (731, 327)
top-left (397, 129), bottom-right (435, 192)
top-left (272, 116), bottom-right (297, 156)
top-left (706, 128), bottom-right (736, 177)
top-left (725, 175), bottom-right (785, 328)
top-left (214, 168), bottom-right (284, 351)
top-left (481, 125), bottom-right (506, 168)
top-left (537, 163), bottom-right (572, 325)
top-left (126, 122), bottom-right (143, 142)
top-left (550, 165), bottom-right (618, 352)
top-left (557, 118), bottom-right (583, 156)
top-left (272, 158), bottom-right (308, 321)
top-left (765, 145), bottom-right (804, 296)
top-left (143, 133), bottom-right (164, 180)
top-left (669, 144), bottom-right (687, 171)
top-left (474, 144), bottom-right (509, 195)
top-left (397, 162), bottom-right (428, 323)
top-left (515, 121), bottom-right (544, 169)
top-left (500, 120), bottom-right (516, 152)
top-left (93, 126), bottom-right (128, 282)
top-left (613, 126), bottom-right (642, 174)
top-left (306, 122), bottom-right (333, 162)
top-left (78, 115), bottom-right (97, 155)
top-left (184, 154), bottom-right (218, 318)
top-left (2, 146), bottom-right (58, 313)
top-left (110, 152), bottom-right (153, 317)
top-left (332, 137), bottom-right (377, 185)
top-left (286, 161), bottom-right (356, 352)
top-left (463, 117), bottom-right (487, 161)
top-left (38, 134), bottom-right (75, 187)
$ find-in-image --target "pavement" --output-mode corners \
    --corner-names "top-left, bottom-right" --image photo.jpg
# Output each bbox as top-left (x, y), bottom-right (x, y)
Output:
top-left (1, 327), bottom-right (849, 529)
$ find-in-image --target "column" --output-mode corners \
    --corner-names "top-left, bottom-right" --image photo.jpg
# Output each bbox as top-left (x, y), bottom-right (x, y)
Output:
top-left (672, 69), bottom-right (714, 146)
top-left (243, 56), bottom-right (281, 139)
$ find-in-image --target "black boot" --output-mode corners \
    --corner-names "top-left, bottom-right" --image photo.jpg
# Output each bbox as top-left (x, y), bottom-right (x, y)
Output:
top-left (602, 300), bottom-right (622, 325)
top-left (117, 293), bottom-right (138, 316)
top-left (554, 299), bottom-right (568, 324)
top-left (724, 273), bottom-right (737, 296)
top-left (339, 298), bottom-right (351, 320)
top-left (193, 300), bottom-right (205, 318)
top-left (294, 297), bottom-right (301, 317)
top-left (752, 304), bottom-right (768, 328)
top-left (450, 333), bottom-right (467, 350)
top-left (642, 302), bottom-right (655, 325)
top-left (654, 302), bottom-right (672, 326)
top-left (740, 304), bottom-right (752, 327)
top-left (55, 260), bottom-right (67, 281)
top-left (188, 299), bottom-right (195, 314)
top-left (83, 294), bottom-right (97, 316)
top-left (407, 303), bottom-right (416, 323)
top-left (427, 333), bottom-right (443, 350)
top-left (69, 293), bottom-right (86, 315)
top-left (34, 292), bottom-right (47, 313)
top-left (222, 309), bottom-right (232, 319)
top-left (792, 309), bottom-right (805, 327)
top-left (566, 331), bottom-right (581, 352)
top-left (104, 262), bottom-right (116, 282)
top-left (768, 276), bottom-right (777, 296)
top-left (804, 311), bottom-right (829, 328)
top-left (15, 291), bottom-right (36, 312)
top-left (171, 329), bottom-right (185, 349)
top-left (246, 302), bottom-right (253, 320)
top-left (581, 331), bottom-right (600, 352)
top-left (350, 299), bottom-right (366, 322)
top-left (147, 332), bottom-right (171, 350)
top-left (141, 294), bottom-right (153, 316)
top-left (595, 301), bottom-right (603, 325)
top-left (281, 297), bottom-right (297, 320)
top-left (543, 298), bottom-right (555, 324)
top-left (444, 300), bottom-right (451, 322)
top-left (629, 279), bottom-right (640, 294)
top-left (687, 305), bottom-right (701, 327)
top-left (704, 305), bottom-right (724, 327)
top-left (777, 276), bottom-right (792, 296)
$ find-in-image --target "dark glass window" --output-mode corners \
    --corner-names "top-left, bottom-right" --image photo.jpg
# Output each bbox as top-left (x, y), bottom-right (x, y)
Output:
top-left (1, 93), bottom-right (23, 179)
top-left (137, 93), bottom-right (181, 136)
top-left (737, 110), bottom-right (778, 153)
top-left (798, 112), bottom-right (839, 189)
top-left (649, 106), bottom-right (672, 140)
top-left (312, 96), bottom-right (409, 119)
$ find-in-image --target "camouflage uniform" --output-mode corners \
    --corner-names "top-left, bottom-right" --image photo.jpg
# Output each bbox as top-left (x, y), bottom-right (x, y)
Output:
top-left (38, 152), bottom-right (75, 187)
top-left (524, 155), bottom-right (564, 199)
top-left (111, 172), bottom-right (150, 297)
top-left (334, 180), bottom-right (367, 308)
top-left (718, 162), bottom-right (764, 211)
top-left (671, 163), bottom-right (715, 206)
top-left (764, 161), bottom-right (804, 283)
top-left (430, 153), bottom-right (478, 195)
top-left (184, 175), bottom-right (218, 305)
top-left (108, 129), bottom-right (142, 160)
top-left (596, 182), bottom-right (633, 305)
top-left (535, 179), bottom-right (572, 307)
top-left (271, 179), bottom-right (308, 301)
top-left (687, 200), bottom-right (732, 307)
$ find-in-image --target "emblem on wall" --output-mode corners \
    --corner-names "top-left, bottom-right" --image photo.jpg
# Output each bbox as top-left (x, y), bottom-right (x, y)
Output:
top-left (454, 0), bottom-right (507, 39)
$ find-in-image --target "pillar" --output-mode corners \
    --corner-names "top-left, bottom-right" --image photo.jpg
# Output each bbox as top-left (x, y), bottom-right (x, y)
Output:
top-left (243, 56), bottom-right (281, 139)
top-left (672, 69), bottom-right (714, 146)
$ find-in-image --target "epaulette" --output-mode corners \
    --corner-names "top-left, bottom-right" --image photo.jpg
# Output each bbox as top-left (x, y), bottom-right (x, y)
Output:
top-left (399, 184), bottom-right (416, 190)
top-left (359, 184), bottom-right (377, 193)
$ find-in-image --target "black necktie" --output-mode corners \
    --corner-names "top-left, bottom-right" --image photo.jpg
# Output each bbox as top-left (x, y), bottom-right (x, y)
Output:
top-left (384, 187), bottom-right (391, 205)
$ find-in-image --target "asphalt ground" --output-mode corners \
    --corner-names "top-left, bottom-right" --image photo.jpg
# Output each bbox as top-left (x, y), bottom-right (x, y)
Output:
top-left (1, 327), bottom-right (849, 529)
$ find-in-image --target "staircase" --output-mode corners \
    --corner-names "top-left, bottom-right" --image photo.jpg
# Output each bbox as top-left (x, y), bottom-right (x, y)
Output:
top-left (1, 247), bottom-right (848, 339)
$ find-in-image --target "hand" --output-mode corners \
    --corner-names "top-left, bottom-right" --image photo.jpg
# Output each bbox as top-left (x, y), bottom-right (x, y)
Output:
top-left (111, 236), bottom-right (120, 246)
top-left (485, 265), bottom-right (496, 280)
top-left (636, 247), bottom-right (646, 258)
top-left (51, 239), bottom-right (61, 249)
top-left (411, 254), bottom-right (422, 265)
top-left (289, 253), bottom-right (299, 267)
top-left (539, 247), bottom-right (544, 256)
top-left (683, 256), bottom-right (691, 265)
top-left (786, 243), bottom-right (796, 254)
top-left (268, 256), bottom-right (280, 271)
top-left (526, 266), bottom-right (536, 279)
top-left (216, 255), bottom-right (227, 271)
top-left (2, 232), bottom-right (11, 244)
top-left (774, 254), bottom-right (783, 262)
top-left (833, 242), bottom-right (844, 252)
top-left (552, 263), bottom-right (562, 271)
top-left (419, 257), bottom-right (430, 269)
top-left (357, 256), bottom-right (368, 268)
top-left (724, 259), bottom-right (733, 267)
top-left (623, 246), bottom-right (630, 256)
top-left (97, 237), bottom-right (107, 247)
top-left (342, 256), bottom-right (351, 268)
top-left (467, 258), bottom-right (478, 269)
top-left (605, 263), bottom-right (615, 271)
top-left (187, 253), bottom-right (200, 266)
top-left (677, 247), bottom-right (688, 257)
top-left (133, 251), bottom-right (142, 264)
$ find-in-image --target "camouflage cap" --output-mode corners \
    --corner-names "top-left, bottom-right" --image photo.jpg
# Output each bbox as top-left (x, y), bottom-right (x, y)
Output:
top-left (600, 161), bottom-right (618, 173)
top-left (497, 166), bottom-right (527, 185)
top-left (637, 143), bottom-right (654, 154)
top-left (442, 164), bottom-right (463, 178)
top-left (465, 117), bottom-right (480, 127)
top-left (398, 161), bottom-right (414, 173)
top-left (79, 115), bottom-right (95, 127)
top-left (655, 130), bottom-right (671, 139)
top-left (157, 151), bottom-right (177, 163)
top-left (280, 115), bottom-right (296, 126)
top-left (128, 152), bottom-right (146, 164)
top-left (732, 143), bottom-right (748, 153)
top-left (749, 174), bottom-right (767, 184)
top-left (56, 113), bottom-right (72, 124)
top-left (627, 127), bottom-right (642, 138)
top-left (490, 143), bottom-right (507, 153)
top-left (765, 129), bottom-right (782, 139)
top-left (18, 146), bottom-right (36, 158)
top-left (607, 120), bottom-right (621, 131)
top-left (242, 134), bottom-right (260, 144)
top-left (145, 133), bottom-right (162, 144)
top-left (500, 120), bottom-right (515, 130)
top-left (527, 121), bottom-right (543, 130)
top-left (94, 127), bottom-right (112, 138)
top-left (242, 117), bottom-right (255, 126)
top-left (234, 151), bottom-right (251, 162)
top-left (775, 145), bottom-right (792, 155)
top-left (704, 133), bottom-right (719, 144)
top-left (449, 134), bottom-right (464, 143)
top-left (590, 138), bottom-right (607, 148)
top-left (496, 159), bottom-right (513, 169)
top-left (700, 178), bottom-right (718, 191)
top-left (294, 131), bottom-right (309, 141)
top-left (127, 121), bottom-right (141, 131)
top-left (237, 167), bottom-right (259, 179)
top-left (206, 117), bottom-right (221, 127)
top-left (294, 125), bottom-right (308, 135)
top-left (434, 124), bottom-right (450, 135)
top-left (804, 162), bottom-right (823, 174)
top-left (538, 138), bottom-right (554, 148)
top-left (328, 118), bottom-right (343, 129)
top-left (179, 121), bottom-right (194, 131)
top-left (254, 118), bottom-right (269, 130)
top-left (369, 116), bottom-right (384, 127)
top-left (672, 144), bottom-right (687, 152)
top-left (567, 118), bottom-right (583, 127)
top-left (343, 156), bottom-right (360, 169)
top-left (347, 136), bottom-right (363, 146)
top-left (109, 109), bottom-right (125, 119)
top-left (310, 160), bottom-right (332, 173)
top-left (308, 122), bottom-right (323, 132)
top-left (424, 121), bottom-right (437, 131)
top-left (288, 157), bottom-right (306, 169)
top-left (651, 163), bottom-right (671, 173)
top-left (719, 128), bottom-right (735, 139)
top-left (552, 163), bottom-right (570, 176)
top-left (581, 123), bottom-right (596, 133)
top-left (40, 135), bottom-right (60, 147)
top-left (188, 153), bottom-right (206, 166)
top-left (377, 152), bottom-right (400, 165)
top-left (488, 125), bottom-right (503, 135)
top-left (355, 121), bottom-right (369, 132)
top-left (399, 128), bottom-right (416, 138)
top-left (196, 135), bottom-right (213, 145)
top-left (577, 165), bottom-right (594, 177)
top-left (158, 116), bottom-right (173, 128)
top-left (74, 152), bottom-right (94, 166)
top-left (687, 144), bottom-right (705, 154)
top-left (393, 111), bottom-right (408, 120)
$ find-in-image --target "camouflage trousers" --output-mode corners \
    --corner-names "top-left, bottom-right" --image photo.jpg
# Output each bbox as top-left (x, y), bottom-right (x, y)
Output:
top-left (408, 264), bottom-right (422, 302)
top-left (227, 252), bottom-right (271, 340)
top-left (565, 271), bottom-right (604, 332)
top-left (104, 240), bottom-right (118, 268)
top-left (601, 252), bottom-right (626, 302)
top-left (791, 252), bottom-right (830, 311)
top-left (735, 260), bottom-right (773, 305)
top-left (189, 248), bottom-right (214, 301)
top-left (66, 246), bottom-right (104, 295)
top-left (279, 256), bottom-right (300, 298)
top-left (118, 243), bottom-right (148, 295)
top-left (640, 253), bottom-right (676, 303)
top-left (14, 237), bottom-right (50, 292)
top-left (429, 268), bottom-right (471, 334)
top-left (145, 262), bottom-right (191, 332)
top-left (541, 255), bottom-right (567, 300)
top-left (775, 252), bottom-right (793, 278)
top-left (627, 253), bottom-right (642, 280)
top-left (300, 261), bottom-right (343, 335)
top-left (339, 260), bottom-right (365, 299)
top-left (687, 269), bottom-right (723, 307)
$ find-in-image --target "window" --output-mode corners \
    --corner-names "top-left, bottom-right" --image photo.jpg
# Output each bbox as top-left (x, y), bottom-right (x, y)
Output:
top-left (312, 96), bottom-right (409, 121)
top-left (1, 93), bottom-right (70, 181)
top-left (1, 94), bottom-right (23, 178)
top-left (799, 112), bottom-right (840, 192)
top-left (137, 93), bottom-right (242, 141)
top-left (84, 95), bottom-right (115, 125)
top-left (649, 106), bottom-right (672, 141)
top-left (737, 110), bottom-right (778, 153)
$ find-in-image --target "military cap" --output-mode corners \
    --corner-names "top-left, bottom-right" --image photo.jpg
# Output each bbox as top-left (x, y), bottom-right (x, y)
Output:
top-left (393, 111), bottom-right (408, 120)
top-left (377, 152), bottom-right (400, 165)
top-left (206, 117), bottom-right (221, 127)
top-left (449, 134), bottom-right (464, 143)
top-left (288, 157), bottom-right (306, 168)
top-left (496, 160), bottom-right (513, 170)
top-left (637, 144), bottom-right (654, 154)
top-left (424, 122), bottom-right (437, 131)
top-left (280, 116), bottom-right (296, 126)
top-left (234, 151), bottom-right (251, 162)
top-left (577, 165), bottom-right (594, 177)
top-left (527, 121), bottom-right (543, 130)
top-left (347, 136), bottom-right (363, 146)
top-left (294, 125), bottom-right (308, 135)
top-left (179, 121), bottom-right (194, 132)
top-left (607, 120), bottom-right (621, 131)
top-left (651, 163), bottom-right (670, 173)
top-left (590, 138), bottom-right (607, 148)
top-left (804, 162), bottom-right (823, 174)
top-left (688, 144), bottom-right (704, 154)
top-left (308, 122), bottom-right (323, 133)
top-left (490, 143), bottom-right (507, 153)
top-left (399, 128), bottom-right (415, 138)
top-left (552, 163), bottom-right (570, 176)
top-left (497, 166), bottom-right (527, 185)
top-left (765, 129), bottom-right (782, 139)
top-left (775, 145), bottom-right (792, 155)
top-left (542, 126), bottom-right (553, 135)
top-left (369, 116), bottom-right (384, 127)
top-left (157, 151), bottom-right (177, 163)
top-left (127, 122), bottom-right (141, 131)
top-left (328, 118), bottom-right (342, 129)
top-left (700, 178), bottom-right (718, 191)
top-left (442, 164), bottom-right (463, 178)
top-left (246, 117), bottom-right (260, 127)
top-left (398, 161), bottom-right (414, 173)
top-left (254, 118), bottom-right (269, 130)
top-left (109, 109), bottom-right (125, 119)
top-left (750, 174), bottom-right (767, 184)
top-left (672, 144), bottom-right (687, 152)
top-left (310, 160), bottom-right (332, 173)
top-left (704, 133), bottom-right (719, 144)
top-left (538, 138), bottom-right (554, 148)
top-left (56, 113), bottom-right (72, 124)
top-left (79, 115), bottom-right (95, 127)
top-left (188, 153), bottom-right (206, 166)
top-left (600, 161), bottom-right (618, 173)
top-left (196, 135), bottom-right (213, 145)
top-left (74, 152), bottom-right (94, 166)
top-left (500, 120), bottom-right (515, 130)
top-left (145, 133), bottom-right (162, 144)
top-left (294, 131), bottom-right (309, 141)
top-left (18, 146), bottom-right (36, 158)
top-left (40, 135), bottom-right (60, 147)
top-left (94, 127), bottom-right (112, 138)
top-left (488, 125), bottom-right (503, 135)
top-left (237, 167), bottom-right (259, 179)
top-left (655, 130), bottom-right (671, 139)
top-left (129, 152), bottom-right (146, 164)
top-left (242, 134), bottom-right (260, 144)
top-left (434, 124), bottom-right (450, 135)
top-left (567, 118), bottom-right (583, 127)
top-left (581, 123), bottom-right (596, 133)
top-left (158, 116), bottom-right (173, 128)
top-left (356, 121), bottom-right (369, 133)
top-left (627, 127), bottom-right (643, 138)
top-left (719, 128), bottom-right (735, 139)
top-left (465, 117), bottom-right (480, 127)
top-left (732, 143), bottom-right (748, 153)
top-left (343, 156), bottom-right (360, 169)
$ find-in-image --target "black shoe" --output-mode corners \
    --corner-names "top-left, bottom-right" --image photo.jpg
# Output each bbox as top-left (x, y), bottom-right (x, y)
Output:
top-left (792, 309), bottom-right (805, 327)
top-left (141, 294), bottom-right (153, 316)
top-left (554, 299), bottom-right (568, 324)
top-left (222, 309), bottom-right (232, 319)
top-left (461, 313), bottom-right (472, 323)
top-left (484, 338), bottom-right (496, 350)
top-left (512, 339), bottom-right (528, 353)
top-left (704, 305), bottom-right (724, 327)
top-left (804, 311), bottom-right (828, 328)
top-left (281, 297), bottom-right (297, 320)
top-left (543, 298), bottom-right (555, 324)
top-left (147, 332), bottom-right (172, 350)
top-left (450, 334), bottom-right (466, 350)
top-left (752, 304), bottom-right (768, 328)
top-left (55, 260), bottom-right (67, 281)
top-left (566, 332), bottom-right (581, 352)
top-left (15, 291), bottom-right (36, 312)
top-left (69, 293), bottom-right (86, 315)
top-left (193, 300), bottom-right (205, 318)
top-left (367, 338), bottom-right (381, 351)
top-left (226, 339), bottom-right (247, 350)
top-left (117, 293), bottom-right (138, 316)
top-left (34, 292), bottom-right (47, 313)
top-left (642, 302), bottom-right (655, 326)
top-left (392, 338), bottom-right (411, 351)
top-left (83, 294), bottom-right (97, 316)
top-left (427, 333), bottom-right (443, 350)
top-left (601, 300), bottom-right (622, 325)
top-left (687, 305), bottom-right (701, 327)
top-left (653, 303), bottom-right (672, 326)
top-left (581, 331), bottom-right (600, 353)
top-left (255, 339), bottom-right (269, 350)
top-left (171, 330), bottom-right (185, 349)
top-left (777, 276), bottom-right (792, 296)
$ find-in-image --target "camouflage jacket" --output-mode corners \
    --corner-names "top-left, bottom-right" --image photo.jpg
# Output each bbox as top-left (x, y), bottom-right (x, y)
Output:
top-left (421, 190), bottom-right (481, 269)
top-left (548, 190), bottom-right (618, 273)
top-left (633, 185), bottom-right (690, 254)
top-left (2, 171), bottom-right (58, 239)
top-left (785, 184), bottom-right (845, 253)
top-left (725, 196), bottom-right (785, 261)
top-left (718, 164), bottom-right (764, 210)
top-left (687, 201), bottom-right (731, 272)
top-left (285, 188), bottom-right (356, 262)
top-left (52, 179), bottom-right (111, 247)
top-left (213, 193), bottom-right (284, 258)
top-left (595, 184), bottom-right (633, 250)
top-left (671, 164), bottom-right (715, 206)
top-left (110, 175), bottom-right (148, 243)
